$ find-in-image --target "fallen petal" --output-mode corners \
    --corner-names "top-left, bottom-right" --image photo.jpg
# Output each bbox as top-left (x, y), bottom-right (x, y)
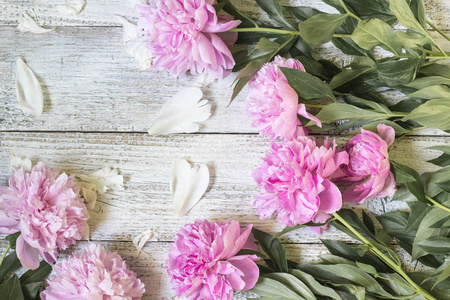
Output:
top-left (133, 229), bottom-right (157, 257)
top-left (57, 0), bottom-right (86, 15)
top-left (10, 155), bottom-right (33, 172)
top-left (115, 15), bottom-right (141, 42)
top-left (16, 58), bottom-right (44, 115)
top-left (171, 159), bottom-right (209, 217)
top-left (148, 87), bottom-right (211, 135)
top-left (76, 167), bottom-right (124, 194)
top-left (18, 12), bottom-right (55, 34)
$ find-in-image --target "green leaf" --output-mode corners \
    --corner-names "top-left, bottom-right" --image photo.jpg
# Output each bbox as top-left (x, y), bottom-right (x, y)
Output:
top-left (391, 161), bottom-right (426, 203)
top-left (321, 239), bottom-right (388, 272)
top-left (419, 64), bottom-right (450, 79)
top-left (391, 185), bottom-right (417, 202)
top-left (309, 103), bottom-right (387, 125)
top-left (255, 0), bottom-right (296, 30)
top-left (412, 205), bottom-right (450, 260)
top-left (295, 57), bottom-right (330, 80)
top-left (342, 94), bottom-right (390, 114)
top-left (0, 251), bottom-right (22, 278)
top-left (433, 264), bottom-right (450, 289)
top-left (355, 261), bottom-right (377, 275)
top-left (332, 37), bottom-right (370, 56)
top-left (20, 261), bottom-right (52, 285)
top-left (330, 65), bottom-right (376, 89)
top-left (279, 67), bottom-right (337, 102)
top-left (436, 180), bottom-right (450, 193)
top-left (252, 229), bottom-right (288, 273)
top-left (389, 0), bottom-right (429, 38)
top-left (408, 85), bottom-right (450, 99)
top-left (286, 6), bottom-right (322, 21)
top-left (351, 19), bottom-right (402, 55)
top-left (401, 99), bottom-right (450, 131)
top-left (21, 282), bottom-right (42, 300)
top-left (396, 30), bottom-right (430, 49)
top-left (264, 273), bottom-right (316, 300)
top-left (0, 275), bottom-right (24, 300)
top-left (379, 272), bottom-right (416, 296)
top-left (409, 0), bottom-right (427, 29)
top-left (427, 146), bottom-right (450, 167)
top-left (404, 76), bottom-right (450, 89)
top-left (221, 0), bottom-right (258, 28)
top-left (269, 221), bottom-right (331, 245)
top-left (415, 237), bottom-right (450, 255)
top-left (289, 269), bottom-right (342, 299)
top-left (6, 232), bottom-right (20, 250)
top-left (377, 56), bottom-right (421, 87)
top-left (250, 277), bottom-right (305, 299)
top-left (299, 14), bottom-right (348, 45)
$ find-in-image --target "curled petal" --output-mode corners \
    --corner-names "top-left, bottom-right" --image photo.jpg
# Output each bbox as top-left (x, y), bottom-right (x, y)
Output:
top-left (15, 58), bottom-right (44, 115)
top-left (18, 12), bottom-right (54, 34)
top-left (377, 123), bottom-right (396, 146)
top-left (16, 235), bottom-right (40, 270)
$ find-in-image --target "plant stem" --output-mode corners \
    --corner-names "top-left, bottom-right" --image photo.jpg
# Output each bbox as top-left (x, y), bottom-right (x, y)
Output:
top-left (0, 245), bottom-right (10, 267)
top-left (304, 104), bottom-right (326, 108)
top-left (338, 0), bottom-right (362, 21)
top-left (229, 27), bottom-right (300, 35)
top-left (426, 195), bottom-right (450, 213)
top-left (427, 20), bottom-right (450, 43)
top-left (332, 212), bottom-right (438, 300)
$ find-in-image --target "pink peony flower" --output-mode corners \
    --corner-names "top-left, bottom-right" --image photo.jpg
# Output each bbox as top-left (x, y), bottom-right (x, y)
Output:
top-left (165, 219), bottom-right (259, 300)
top-left (246, 56), bottom-right (322, 140)
top-left (137, 0), bottom-right (241, 78)
top-left (252, 136), bottom-right (348, 232)
top-left (40, 244), bottom-right (145, 300)
top-left (0, 162), bottom-right (88, 270)
top-left (339, 124), bottom-right (396, 204)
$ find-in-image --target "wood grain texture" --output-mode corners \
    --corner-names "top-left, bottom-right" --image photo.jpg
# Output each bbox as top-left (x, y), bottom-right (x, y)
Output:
top-left (0, 132), bottom-right (447, 244)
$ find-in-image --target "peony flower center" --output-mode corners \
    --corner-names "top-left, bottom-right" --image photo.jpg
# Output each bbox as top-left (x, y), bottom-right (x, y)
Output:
top-left (347, 143), bottom-right (382, 176)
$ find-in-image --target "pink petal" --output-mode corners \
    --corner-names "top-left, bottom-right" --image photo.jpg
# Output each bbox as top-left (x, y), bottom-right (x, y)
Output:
top-left (297, 104), bottom-right (322, 127)
top-left (16, 234), bottom-right (40, 270)
top-left (318, 180), bottom-right (342, 213)
top-left (377, 171), bottom-right (396, 198)
top-left (218, 221), bottom-right (241, 259)
top-left (226, 256), bottom-right (260, 290)
top-left (203, 20), bottom-right (242, 33)
top-left (196, 33), bottom-right (217, 68)
top-left (377, 124), bottom-right (395, 146)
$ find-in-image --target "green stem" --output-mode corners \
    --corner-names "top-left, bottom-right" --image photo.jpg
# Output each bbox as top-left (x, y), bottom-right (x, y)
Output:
top-left (338, 0), bottom-right (362, 21)
top-left (229, 27), bottom-right (300, 35)
top-left (304, 104), bottom-right (326, 108)
top-left (427, 20), bottom-right (450, 43)
top-left (0, 245), bottom-right (10, 267)
top-left (426, 195), bottom-right (450, 213)
top-left (332, 212), bottom-right (438, 300)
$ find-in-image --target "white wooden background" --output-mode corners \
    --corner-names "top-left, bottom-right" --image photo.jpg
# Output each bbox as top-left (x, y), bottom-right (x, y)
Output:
top-left (0, 0), bottom-right (449, 299)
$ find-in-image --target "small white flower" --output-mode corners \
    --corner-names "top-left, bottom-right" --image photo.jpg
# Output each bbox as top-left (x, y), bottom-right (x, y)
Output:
top-left (10, 155), bottom-right (32, 172)
top-left (18, 12), bottom-right (55, 34)
top-left (171, 159), bottom-right (210, 218)
top-left (148, 87), bottom-right (211, 135)
top-left (76, 167), bottom-right (124, 194)
top-left (16, 58), bottom-right (44, 115)
top-left (133, 229), bottom-right (158, 257)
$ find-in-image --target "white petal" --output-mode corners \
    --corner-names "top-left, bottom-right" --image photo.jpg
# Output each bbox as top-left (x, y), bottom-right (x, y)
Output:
top-left (10, 155), bottom-right (32, 172)
top-left (194, 72), bottom-right (216, 88)
top-left (78, 182), bottom-right (97, 210)
top-left (115, 15), bottom-right (141, 43)
top-left (171, 159), bottom-right (209, 218)
top-left (16, 58), bottom-right (44, 115)
top-left (133, 229), bottom-right (157, 257)
top-left (76, 167), bottom-right (124, 194)
top-left (148, 87), bottom-right (211, 135)
top-left (57, 0), bottom-right (86, 15)
top-left (126, 37), bottom-right (153, 70)
top-left (18, 12), bottom-right (54, 34)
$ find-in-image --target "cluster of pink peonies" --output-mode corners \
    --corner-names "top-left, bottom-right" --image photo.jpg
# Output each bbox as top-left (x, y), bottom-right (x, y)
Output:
top-left (252, 124), bottom-right (397, 229)
top-left (41, 244), bottom-right (145, 300)
top-left (165, 219), bottom-right (259, 300)
top-left (137, 0), bottom-right (241, 79)
top-left (253, 136), bottom-right (348, 232)
top-left (0, 162), bottom-right (88, 270)
top-left (246, 56), bottom-right (322, 140)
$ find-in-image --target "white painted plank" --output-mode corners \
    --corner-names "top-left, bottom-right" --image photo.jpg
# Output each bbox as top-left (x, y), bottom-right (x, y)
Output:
top-left (0, 239), bottom-right (428, 299)
top-left (0, 132), bottom-right (447, 244)
top-left (1, 26), bottom-right (449, 135)
top-left (0, 0), bottom-right (448, 29)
